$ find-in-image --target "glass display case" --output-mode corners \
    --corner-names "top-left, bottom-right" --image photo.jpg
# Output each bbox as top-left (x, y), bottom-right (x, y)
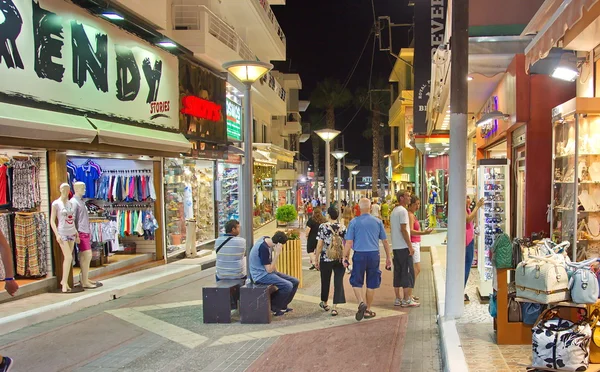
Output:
top-left (551, 98), bottom-right (600, 262)
top-left (477, 158), bottom-right (510, 299)
top-left (217, 163), bottom-right (240, 234)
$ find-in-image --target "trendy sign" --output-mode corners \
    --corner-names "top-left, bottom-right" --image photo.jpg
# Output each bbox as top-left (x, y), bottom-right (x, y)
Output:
top-left (414, 0), bottom-right (447, 134)
top-left (181, 96), bottom-right (222, 121)
top-left (226, 99), bottom-right (242, 141)
top-left (0, 0), bottom-right (178, 129)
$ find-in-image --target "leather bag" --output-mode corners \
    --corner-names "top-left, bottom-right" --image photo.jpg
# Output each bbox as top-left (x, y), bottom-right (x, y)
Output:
top-left (567, 259), bottom-right (599, 304)
top-left (516, 256), bottom-right (570, 304)
top-left (492, 233), bottom-right (512, 269)
top-left (508, 296), bottom-right (522, 322)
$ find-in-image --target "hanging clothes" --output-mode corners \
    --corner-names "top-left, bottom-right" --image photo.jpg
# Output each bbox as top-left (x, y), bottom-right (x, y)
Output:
top-left (14, 213), bottom-right (41, 277)
top-left (12, 158), bottom-right (40, 210)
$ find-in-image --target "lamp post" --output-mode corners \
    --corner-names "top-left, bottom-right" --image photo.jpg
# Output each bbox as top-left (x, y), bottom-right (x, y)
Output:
top-left (331, 150), bottom-right (348, 216)
top-left (351, 169), bottom-right (360, 202)
top-left (315, 128), bottom-right (340, 208)
top-left (223, 60), bottom-right (273, 276)
top-left (345, 163), bottom-right (357, 204)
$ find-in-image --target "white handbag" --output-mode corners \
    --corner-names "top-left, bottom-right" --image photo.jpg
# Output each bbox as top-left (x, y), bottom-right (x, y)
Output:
top-left (567, 259), bottom-right (599, 304)
top-left (516, 255), bottom-right (570, 304)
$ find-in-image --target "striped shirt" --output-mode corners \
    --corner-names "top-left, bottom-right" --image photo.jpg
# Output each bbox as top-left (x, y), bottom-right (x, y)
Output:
top-left (215, 234), bottom-right (246, 280)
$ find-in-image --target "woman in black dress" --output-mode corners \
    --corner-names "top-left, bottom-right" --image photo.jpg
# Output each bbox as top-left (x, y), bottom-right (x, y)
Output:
top-left (305, 206), bottom-right (326, 270)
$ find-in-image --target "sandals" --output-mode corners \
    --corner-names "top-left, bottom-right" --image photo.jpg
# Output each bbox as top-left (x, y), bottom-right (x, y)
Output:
top-left (319, 301), bottom-right (330, 311)
top-left (331, 309), bottom-right (338, 316)
top-left (356, 302), bottom-right (367, 321)
top-left (364, 310), bottom-right (376, 319)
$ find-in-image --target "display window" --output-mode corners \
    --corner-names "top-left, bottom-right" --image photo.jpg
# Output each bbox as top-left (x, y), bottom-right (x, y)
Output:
top-left (65, 156), bottom-right (160, 282)
top-left (217, 162), bottom-right (240, 234)
top-left (164, 158), bottom-right (216, 257)
top-left (0, 149), bottom-right (51, 291)
top-left (254, 164), bottom-right (276, 227)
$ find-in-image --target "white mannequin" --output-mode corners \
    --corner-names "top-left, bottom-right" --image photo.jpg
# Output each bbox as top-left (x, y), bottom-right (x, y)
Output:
top-left (71, 182), bottom-right (97, 288)
top-left (50, 183), bottom-right (79, 293)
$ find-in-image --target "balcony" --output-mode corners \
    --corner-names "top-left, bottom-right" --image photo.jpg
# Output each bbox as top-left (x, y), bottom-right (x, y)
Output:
top-left (166, 4), bottom-right (256, 71)
top-left (221, 0), bottom-right (286, 61)
top-left (281, 112), bottom-right (301, 135)
top-left (252, 71), bottom-right (287, 115)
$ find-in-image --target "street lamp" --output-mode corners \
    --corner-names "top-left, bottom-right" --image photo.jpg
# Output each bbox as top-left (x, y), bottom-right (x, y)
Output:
top-left (223, 60), bottom-right (273, 276)
top-left (315, 128), bottom-right (340, 207)
top-left (331, 150), bottom-right (348, 217)
top-left (351, 169), bottom-right (360, 203)
top-left (345, 163), bottom-right (357, 203)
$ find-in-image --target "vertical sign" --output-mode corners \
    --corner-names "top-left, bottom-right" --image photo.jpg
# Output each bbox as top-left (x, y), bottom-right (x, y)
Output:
top-left (413, 0), bottom-right (447, 134)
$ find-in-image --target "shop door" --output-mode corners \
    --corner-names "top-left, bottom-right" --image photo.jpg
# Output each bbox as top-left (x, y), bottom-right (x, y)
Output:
top-left (514, 147), bottom-right (526, 238)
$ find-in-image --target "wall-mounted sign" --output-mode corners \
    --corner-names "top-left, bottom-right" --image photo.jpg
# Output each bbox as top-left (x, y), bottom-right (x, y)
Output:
top-left (226, 99), bottom-right (242, 141)
top-left (181, 96), bottom-right (222, 121)
top-left (0, 0), bottom-right (178, 129)
top-left (179, 59), bottom-right (227, 143)
top-left (480, 96), bottom-right (499, 138)
top-left (414, 0), bottom-right (447, 134)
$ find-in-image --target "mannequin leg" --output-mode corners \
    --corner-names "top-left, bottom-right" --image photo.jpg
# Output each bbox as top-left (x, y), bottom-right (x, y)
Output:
top-left (59, 240), bottom-right (74, 292)
top-left (79, 250), bottom-right (96, 287)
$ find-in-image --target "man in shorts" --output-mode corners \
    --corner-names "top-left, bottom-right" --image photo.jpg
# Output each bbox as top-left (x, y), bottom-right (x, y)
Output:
top-left (390, 190), bottom-right (420, 307)
top-left (343, 198), bottom-right (392, 321)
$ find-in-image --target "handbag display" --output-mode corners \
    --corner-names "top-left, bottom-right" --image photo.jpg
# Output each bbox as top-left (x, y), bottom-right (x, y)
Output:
top-left (532, 308), bottom-right (596, 371)
top-left (516, 256), bottom-right (570, 304)
top-left (567, 259), bottom-right (599, 304)
top-left (508, 296), bottom-right (522, 322)
top-left (522, 302), bottom-right (543, 325)
top-left (492, 233), bottom-right (512, 269)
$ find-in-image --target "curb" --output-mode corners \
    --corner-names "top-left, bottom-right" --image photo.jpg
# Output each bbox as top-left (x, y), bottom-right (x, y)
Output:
top-left (0, 259), bottom-right (215, 336)
top-left (430, 246), bottom-right (470, 372)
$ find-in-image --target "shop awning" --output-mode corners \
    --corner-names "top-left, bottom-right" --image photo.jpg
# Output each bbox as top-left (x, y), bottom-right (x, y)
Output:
top-left (0, 103), bottom-right (97, 142)
top-left (253, 143), bottom-right (295, 163)
top-left (524, 0), bottom-right (600, 71)
top-left (89, 118), bottom-right (192, 154)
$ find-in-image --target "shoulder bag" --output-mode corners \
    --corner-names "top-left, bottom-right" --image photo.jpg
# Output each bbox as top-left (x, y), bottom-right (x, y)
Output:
top-left (216, 237), bottom-right (234, 254)
top-left (516, 255), bottom-right (570, 304)
top-left (567, 258), bottom-right (599, 304)
top-left (492, 233), bottom-right (512, 269)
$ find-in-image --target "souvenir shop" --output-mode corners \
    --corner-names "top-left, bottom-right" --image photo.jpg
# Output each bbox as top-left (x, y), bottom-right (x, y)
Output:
top-left (0, 0), bottom-right (189, 295)
top-left (253, 162), bottom-right (276, 228)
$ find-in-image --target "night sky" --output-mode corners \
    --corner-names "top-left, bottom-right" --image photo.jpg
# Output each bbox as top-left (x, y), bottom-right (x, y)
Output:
top-left (272, 0), bottom-right (414, 168)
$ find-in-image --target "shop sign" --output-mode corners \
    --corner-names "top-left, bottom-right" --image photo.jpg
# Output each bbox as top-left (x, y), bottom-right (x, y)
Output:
top-left (0, 0), bottom-right (179, 129)
top-left (480, 96), bottom-right (499, 138)
top-left (179, 59), bottom-right (227, 143)
top-left (414, 0), bottom-right (447, 134)
top-left (226, 99), bottom-right (242, 141)
top-left (362, 176), bottom-right (373, 183)
top-left (227, 153), bottom-right (241, 164)
top-left (180, 96), bottom-right (222, 121)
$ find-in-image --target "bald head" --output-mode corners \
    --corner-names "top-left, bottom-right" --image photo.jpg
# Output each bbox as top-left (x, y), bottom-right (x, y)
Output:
top-left (358, 198), bottom-right (371, 213)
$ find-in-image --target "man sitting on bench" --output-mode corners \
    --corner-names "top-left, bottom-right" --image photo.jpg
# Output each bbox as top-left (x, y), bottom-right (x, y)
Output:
top-left (248, 231), bottom-right (299, 316)
top-left (215, 219), bottom-right (246, 281)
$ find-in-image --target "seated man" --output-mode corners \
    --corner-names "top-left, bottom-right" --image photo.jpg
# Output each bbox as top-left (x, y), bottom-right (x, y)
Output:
top-left (215, 219), bottom-right (246, 281)
top-left (249, 231), bottom-right (299, 316)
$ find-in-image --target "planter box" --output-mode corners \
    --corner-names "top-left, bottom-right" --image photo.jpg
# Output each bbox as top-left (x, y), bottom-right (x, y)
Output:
top-left (275, 239), bottom-right (303, 288)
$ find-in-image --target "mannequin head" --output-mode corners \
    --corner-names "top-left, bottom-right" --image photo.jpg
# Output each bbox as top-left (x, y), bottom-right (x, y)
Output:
top-left (59, 183), bottom-right (70, 198)
top-left (74, 182), bottom-right (85, 198)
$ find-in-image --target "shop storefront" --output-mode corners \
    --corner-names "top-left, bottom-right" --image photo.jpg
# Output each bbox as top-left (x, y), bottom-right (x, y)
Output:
top-left (0, 0), bottom-right (191, 297)
top-left (253, 162), bottom-right (276, 228)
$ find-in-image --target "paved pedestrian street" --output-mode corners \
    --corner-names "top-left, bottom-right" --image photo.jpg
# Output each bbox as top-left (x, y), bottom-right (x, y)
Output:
top-left (0, 243), bottom-right (441, 372)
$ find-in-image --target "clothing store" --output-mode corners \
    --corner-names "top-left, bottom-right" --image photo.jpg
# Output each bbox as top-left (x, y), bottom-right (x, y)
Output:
top-left (0, 0), bottom-right (190, 296)
top-left (163, 57), bottom-right (231, 258)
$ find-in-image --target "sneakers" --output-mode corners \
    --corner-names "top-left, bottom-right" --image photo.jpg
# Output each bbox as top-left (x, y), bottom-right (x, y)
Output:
top-left (394, 298), bottom-right (402, 306)
top-left (0, 357), bottom-right (13, 372)
top-left (401, 299), bottom-right (421, 308)
top-left (273, 310), bottom-right (285, 316)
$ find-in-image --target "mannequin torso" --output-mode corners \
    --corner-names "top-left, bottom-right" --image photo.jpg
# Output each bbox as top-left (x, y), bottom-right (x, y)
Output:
top-left (70, 195), bottom-right (90, 234)
top-left (52, 198), bottom-right (77, 239)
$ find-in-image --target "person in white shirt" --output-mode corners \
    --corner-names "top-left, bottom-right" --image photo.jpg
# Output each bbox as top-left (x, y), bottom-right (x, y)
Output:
top-left (371, 198), bottom-right (381, 219)
top-left (390, 190), bottom-right (419, 308)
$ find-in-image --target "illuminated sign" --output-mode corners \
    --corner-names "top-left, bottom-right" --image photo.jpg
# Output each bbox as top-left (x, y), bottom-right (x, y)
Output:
top-left (180, 96), bottom-right (222, 121)
top-left (226, 99), bottom-right (242, 141)
top-left (480, 96), bottom-right (499, 138)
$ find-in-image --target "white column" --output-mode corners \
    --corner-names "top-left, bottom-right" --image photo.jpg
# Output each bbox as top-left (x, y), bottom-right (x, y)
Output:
top-left (242, 83), bottom-right (254, 277)
top-left (325, 141), bottom-right (331, 207)
top-left (337, 159), bottom-right (342, 216)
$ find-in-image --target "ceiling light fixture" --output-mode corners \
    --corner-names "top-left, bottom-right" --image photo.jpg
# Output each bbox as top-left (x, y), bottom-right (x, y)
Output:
top-left (551, 53), bottom-right (582, 82)
top-left (102, 13), bottom-right (124, 20)
top-left (157, 41), bottom-right (177, 48)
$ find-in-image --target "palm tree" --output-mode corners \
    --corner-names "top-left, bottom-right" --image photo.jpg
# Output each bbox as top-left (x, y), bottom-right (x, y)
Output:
top-left (305, 111), bottom-right (325, 198)
top-left (311, 79), bottom-right (352, 202)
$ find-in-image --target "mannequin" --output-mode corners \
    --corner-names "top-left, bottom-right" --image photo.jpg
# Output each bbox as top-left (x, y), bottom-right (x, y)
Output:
top-left (71, 182), bottom-right (98, 288)
top-left (50, 183), bottom-right (79, 293)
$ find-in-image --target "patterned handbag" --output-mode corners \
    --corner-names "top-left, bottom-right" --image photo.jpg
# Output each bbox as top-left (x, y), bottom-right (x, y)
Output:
top-left (492, 233), bottom-right (512, 269)
top-left (532, 308), bottom-right (597, 371)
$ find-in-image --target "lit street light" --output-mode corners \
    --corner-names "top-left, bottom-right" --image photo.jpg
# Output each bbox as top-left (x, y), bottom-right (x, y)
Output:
top-left (345, 163), bottom-right (357, 203)
top-left (351, 169), bottom-right (360, 202)
top-left (331, 150), bottom-right (348, 216)
top-left (223, 60), bottom-right (273, 279)
top-left (315, 128), bottom-right (340, 207)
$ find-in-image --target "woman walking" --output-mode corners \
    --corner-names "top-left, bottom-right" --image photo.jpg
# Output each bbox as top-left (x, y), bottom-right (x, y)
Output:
top-left (407, 196), bottom-right (433, 300)
top-left (306, 206), bottom-right (326, 270)
top-left (315, 206), bottom-right (346, 316)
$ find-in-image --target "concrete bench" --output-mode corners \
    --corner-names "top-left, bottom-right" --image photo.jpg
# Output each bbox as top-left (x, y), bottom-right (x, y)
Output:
top-left (240, 283), bottom-right (278, 324)
top-left (202, 279), bottom-right (245, 324)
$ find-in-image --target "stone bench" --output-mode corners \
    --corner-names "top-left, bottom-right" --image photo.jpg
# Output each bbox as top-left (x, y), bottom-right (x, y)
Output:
top-left (239, 283), bottom-right (278, 324)
top-left (202, 279), bottom-right (245, 324)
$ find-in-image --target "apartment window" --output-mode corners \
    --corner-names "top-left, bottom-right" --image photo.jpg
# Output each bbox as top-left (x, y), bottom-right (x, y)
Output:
top-left (262, 124), bottom-right (268, 142)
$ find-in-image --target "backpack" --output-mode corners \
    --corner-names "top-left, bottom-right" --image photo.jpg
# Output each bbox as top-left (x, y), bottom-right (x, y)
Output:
top-left (326, 224), bottom-right (344, 260)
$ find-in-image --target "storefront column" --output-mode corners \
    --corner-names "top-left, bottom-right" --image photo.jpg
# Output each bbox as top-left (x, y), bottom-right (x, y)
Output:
top-left (48, 150), bottom-right (72, 290)
top-left (153, 161), bottom-right (165, 261)
top-left (242, 84), bottom-right (254, 254)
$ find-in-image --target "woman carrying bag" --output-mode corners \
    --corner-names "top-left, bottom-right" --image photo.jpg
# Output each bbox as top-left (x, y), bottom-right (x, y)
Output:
top-left (315, 206), bottom-right (346, 316)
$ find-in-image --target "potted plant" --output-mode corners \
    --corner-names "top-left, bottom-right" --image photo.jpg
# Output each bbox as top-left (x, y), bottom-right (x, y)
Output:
top-left (275, 204), bottom-right (298, 227)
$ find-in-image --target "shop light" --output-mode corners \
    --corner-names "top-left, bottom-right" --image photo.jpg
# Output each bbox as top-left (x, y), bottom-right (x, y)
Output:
top-left (551, 66), bottom-right (579, 82)
top-left (156, 41), bottom-right (177, 48)
top-left (467, 76), bottom-right (473, 81)
top-left (102, 13), bottom-right (124, 20)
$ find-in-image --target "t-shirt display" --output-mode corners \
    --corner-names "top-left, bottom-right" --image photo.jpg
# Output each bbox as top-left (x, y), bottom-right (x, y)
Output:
top-left (75, 164), bottom-right (101, 199)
